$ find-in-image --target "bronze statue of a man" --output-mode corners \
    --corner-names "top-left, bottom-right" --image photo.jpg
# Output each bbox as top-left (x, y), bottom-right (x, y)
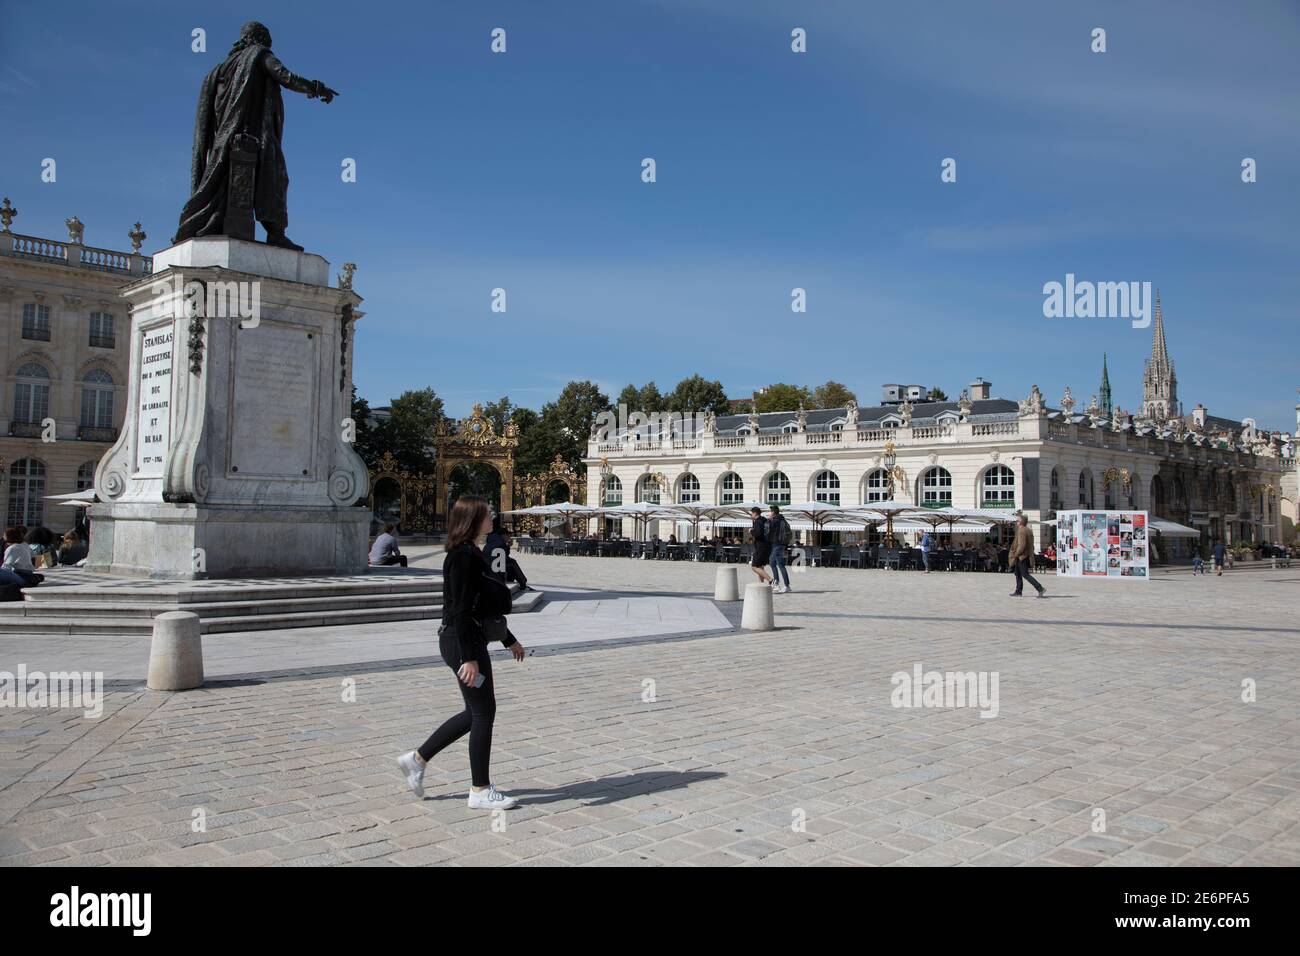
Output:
top-left (173, 21), bottom-right (338, 251)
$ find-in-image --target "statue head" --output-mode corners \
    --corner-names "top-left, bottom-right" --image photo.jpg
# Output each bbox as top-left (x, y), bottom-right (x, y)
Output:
top-left (235, 21), bottom-right (272, 50)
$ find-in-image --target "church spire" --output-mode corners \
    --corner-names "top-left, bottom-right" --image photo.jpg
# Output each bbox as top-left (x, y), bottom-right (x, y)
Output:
top-left (1099, 353), bottom-right (1112, 417)
top-left (1151, 289), bottom-right (1170, 369)
top-left (1141, 289), bottom-right (1178, 421)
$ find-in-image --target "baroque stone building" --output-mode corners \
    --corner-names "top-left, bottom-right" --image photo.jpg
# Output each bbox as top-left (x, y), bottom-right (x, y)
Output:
top-left (586, 308), bottom-right (1293, 552)
top-left (0, 198), bottom-right (152, 530)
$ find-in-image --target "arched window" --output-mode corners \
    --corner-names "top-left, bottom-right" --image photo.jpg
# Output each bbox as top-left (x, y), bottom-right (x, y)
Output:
top-left (780, 422), bottom-right (798, 434)
top-left (7, 458), bottom-right (46, 527)
top-left (813, 470), bottom-right (840, 505)
top-left (1049, 467), bottom-right (1061, 511)
top-left (765, 471), bottom-right (791, 506)
top-left (864, 468), bottom-right (890, 503)
top-left (720, 472), bottom-right (744, 504)
top-left (982, 465), bottom-right (1016, 507)
top-left (920, 467), bottom-right (953, 507)
top-left (1078, 470), bottom-right (1094, 508)
top-left (1127, 472), bottom-right (1139, 509)
top-left (1150, 475), bottom-right (1165, 513)
top-left (602, 474), bottom-right (623, 507)
top-left (677, 473), bottom-right (700, 503)
top-left (636, 474), bottom-right (661, 504)
top-left (13, 363), bottom-right (51, 424)
top-left (77, 461), bottom-right (97, 491)
top-left (80, 368), bottom-right (115, 429)
top-left (1104, 477), bottom-right (1117, 510)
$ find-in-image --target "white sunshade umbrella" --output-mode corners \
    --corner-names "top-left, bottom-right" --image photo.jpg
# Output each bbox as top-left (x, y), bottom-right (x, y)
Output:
top-left (656, 503), bottom-right (749, 540)
top-left (961, 507), bottom-right (1023, 523)
top-left (45, 490), bottom-right (97, 508)
top-left (844, 500), bottom-right (925, 545)
top-left (601, 501), bottom-right (676, 539)
top-left (1149, 517), bottom-right (1200, 538)
top-left (781, 501), bottom-right (860, 533)
top-left (502, 501), bottom-right (600, 537)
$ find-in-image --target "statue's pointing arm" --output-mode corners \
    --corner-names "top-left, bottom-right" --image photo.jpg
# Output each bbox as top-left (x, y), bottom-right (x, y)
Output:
top-left (262, 51), bottom-right (339, 103)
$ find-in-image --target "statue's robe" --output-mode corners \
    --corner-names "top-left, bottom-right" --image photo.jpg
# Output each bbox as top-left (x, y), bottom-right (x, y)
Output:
top-left (173, 43), bottom-right (317, 242)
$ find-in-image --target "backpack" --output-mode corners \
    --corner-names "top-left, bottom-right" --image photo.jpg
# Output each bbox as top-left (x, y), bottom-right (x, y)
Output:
top-left (773, 515), bottom-right (792, 547)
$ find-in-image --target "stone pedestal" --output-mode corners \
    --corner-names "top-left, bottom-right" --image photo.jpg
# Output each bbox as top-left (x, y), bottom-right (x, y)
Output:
top-left (88, 237), bottom-right (370, 579)
top-left (741, 582), bottom-right (774, 631)
top-left (147, 611), bottom-right (204, 690)
top-left (713, 566), bottom-right (739, 601)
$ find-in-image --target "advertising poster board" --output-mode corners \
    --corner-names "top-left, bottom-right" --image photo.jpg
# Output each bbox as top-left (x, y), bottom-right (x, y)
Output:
top-left (1055, 510), bottom-right (1148, 580)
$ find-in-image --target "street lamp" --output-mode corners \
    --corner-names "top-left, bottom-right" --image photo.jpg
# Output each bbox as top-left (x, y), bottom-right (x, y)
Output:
top-left (883, 440), bottom-right (898, 546)
top-left (597, 457), bottom-right (612, 537)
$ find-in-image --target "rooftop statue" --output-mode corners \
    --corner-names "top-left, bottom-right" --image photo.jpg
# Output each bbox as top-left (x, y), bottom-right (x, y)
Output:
top-left (173, 21), bottom-right (339, 251)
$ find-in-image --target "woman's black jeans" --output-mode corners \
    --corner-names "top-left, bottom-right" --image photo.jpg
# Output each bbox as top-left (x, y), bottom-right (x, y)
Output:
top-left (418, 628), bottom-right (495, 787)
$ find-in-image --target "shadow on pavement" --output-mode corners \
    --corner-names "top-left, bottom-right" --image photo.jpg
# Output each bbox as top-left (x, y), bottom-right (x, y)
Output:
top-left (425, 769), bottom-right (726, 806)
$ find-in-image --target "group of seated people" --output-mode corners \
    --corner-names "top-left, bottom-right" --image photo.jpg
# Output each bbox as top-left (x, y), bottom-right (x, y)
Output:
top-left (1, 524), bottom-right (88, 593)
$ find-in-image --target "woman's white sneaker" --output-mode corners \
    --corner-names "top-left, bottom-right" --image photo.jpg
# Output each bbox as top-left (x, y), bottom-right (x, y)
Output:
top-left (397, 751), bottom-right (425, 798)
top-left (468, 785), bottom-right (518, 810)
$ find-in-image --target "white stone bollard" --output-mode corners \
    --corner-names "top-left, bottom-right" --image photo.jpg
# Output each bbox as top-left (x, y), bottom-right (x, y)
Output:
top-left (740, 581), bottom-right (774, 631)
top-left (147, 611), bottom-right (204, 691)
top-left (714, 566), bottom-right (739, 601)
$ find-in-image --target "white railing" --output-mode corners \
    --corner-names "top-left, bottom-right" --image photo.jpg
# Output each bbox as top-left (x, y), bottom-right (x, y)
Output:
top-left (3, 232), bottom-right (151, 275)
top-left (80, 246), bottom-right (131, 272)
top-left (805, 432), bottom-right (842, 444)
top-left (972, 421), bottom-right (1019, 437)
top-left (10, 234), bottom-right (67, 261)
top-left (757, 434), bottom-right (792, 447)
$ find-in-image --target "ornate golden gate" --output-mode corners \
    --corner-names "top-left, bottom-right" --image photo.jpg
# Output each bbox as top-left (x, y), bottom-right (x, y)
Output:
top-left (434, 404), bottom-right (518, 528)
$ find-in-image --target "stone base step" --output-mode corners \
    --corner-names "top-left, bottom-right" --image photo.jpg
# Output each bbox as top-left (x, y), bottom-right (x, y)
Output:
top-left (4, 590), bottom-right (444, 619)
top-left (0, 570), bottom-right (542, 636)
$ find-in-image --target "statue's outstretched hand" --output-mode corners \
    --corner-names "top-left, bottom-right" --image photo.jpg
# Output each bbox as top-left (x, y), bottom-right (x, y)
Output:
top-left (312, 82), bottom-right (339, 104)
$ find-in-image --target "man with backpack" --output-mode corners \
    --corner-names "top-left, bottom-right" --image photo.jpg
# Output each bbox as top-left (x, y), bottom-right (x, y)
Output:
top-left (768, 504), bottom-right (793, 593)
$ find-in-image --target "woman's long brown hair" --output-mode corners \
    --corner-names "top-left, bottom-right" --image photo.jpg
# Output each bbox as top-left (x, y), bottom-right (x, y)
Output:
top-left (445, 495), bottom-right (491, 551)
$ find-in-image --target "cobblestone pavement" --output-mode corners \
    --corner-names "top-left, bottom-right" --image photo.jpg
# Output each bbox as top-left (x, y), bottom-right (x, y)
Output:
top-left (1, 557), bottom-right (1297, 866)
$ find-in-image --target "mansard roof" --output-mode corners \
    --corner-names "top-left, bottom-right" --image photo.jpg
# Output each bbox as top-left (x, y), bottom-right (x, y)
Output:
top-left (716, 398), bottom-right (1019, 435)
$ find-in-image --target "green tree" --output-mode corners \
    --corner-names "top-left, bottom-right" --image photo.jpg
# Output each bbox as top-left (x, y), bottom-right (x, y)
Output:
top-left (928, 387), bottom-right (949, 402)
top-left (349, 386), bottom-right (387, 467)
top-left (810, 380), bottom-right (857, 409)
top-left (481, 395), bottom-right (517, 435)
top-left (387, 387), bottom-right (444, 472)
top-left (667, 375), bottom-right (729, 414)
top-left (754, 383), bottom-right (811, 414)
top-left (511, 407), bottom-right (555, 476)
top-left (615, 381), bottom-right (665, 414)
top-left (538, 380), bottom-right (610, 472)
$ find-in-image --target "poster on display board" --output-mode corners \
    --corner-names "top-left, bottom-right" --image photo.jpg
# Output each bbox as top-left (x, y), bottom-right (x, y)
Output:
top-left (1055, 510), bottom-right (1148, 580)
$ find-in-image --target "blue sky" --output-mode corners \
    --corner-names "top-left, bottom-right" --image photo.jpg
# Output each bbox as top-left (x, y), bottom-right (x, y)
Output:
top-left (2, 0), bottom-right (1298, 430)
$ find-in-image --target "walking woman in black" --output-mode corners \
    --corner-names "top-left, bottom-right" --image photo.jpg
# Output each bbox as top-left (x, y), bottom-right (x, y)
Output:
top-left (398, 495), bottom-right (525, 810)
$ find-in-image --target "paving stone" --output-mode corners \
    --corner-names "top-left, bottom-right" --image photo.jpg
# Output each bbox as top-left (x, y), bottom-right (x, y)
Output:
top-left (2, 557), bottom-right (1298, 867)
